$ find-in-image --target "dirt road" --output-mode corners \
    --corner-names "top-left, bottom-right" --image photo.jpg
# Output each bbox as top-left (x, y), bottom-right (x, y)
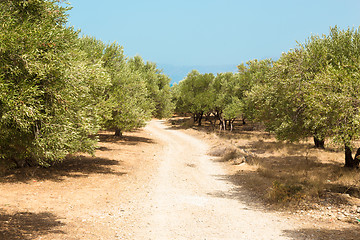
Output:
top-left (127, 120), bottom-right (296, 239)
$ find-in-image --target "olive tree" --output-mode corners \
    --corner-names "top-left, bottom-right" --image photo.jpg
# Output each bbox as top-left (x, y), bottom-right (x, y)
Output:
top-left (127, 56), bottom-right (174, 119)
top-left (247, 26), bottom-right (360, 168)
top-left (305, 27), bottom-right (360, 168)
top-left (102, 45), bottom-right (154, 136)
top-left (175, 70), bottom-right (215, 126)
top-left (0, 0), bottom-right (109, 167)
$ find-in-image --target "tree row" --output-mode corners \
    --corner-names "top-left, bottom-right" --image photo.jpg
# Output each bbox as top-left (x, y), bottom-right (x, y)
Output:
top-left (0, 0), bottom-right (173, 168)
top-left (173, 26), bottom-right (360, 168)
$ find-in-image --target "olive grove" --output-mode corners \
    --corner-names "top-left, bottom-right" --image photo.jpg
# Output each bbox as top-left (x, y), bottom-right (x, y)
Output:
top-left (173, 26), bottom-right (360, 168)
top-left (0, 0), bottom-right (173, 167)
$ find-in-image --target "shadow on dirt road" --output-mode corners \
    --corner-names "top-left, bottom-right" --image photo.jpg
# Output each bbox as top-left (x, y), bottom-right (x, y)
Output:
top-left (0, 211), bottom-right (65, 240)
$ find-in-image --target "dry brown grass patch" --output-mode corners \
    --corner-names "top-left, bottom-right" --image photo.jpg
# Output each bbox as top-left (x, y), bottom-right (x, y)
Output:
top-left (225, 134), bottom-right (358, 208)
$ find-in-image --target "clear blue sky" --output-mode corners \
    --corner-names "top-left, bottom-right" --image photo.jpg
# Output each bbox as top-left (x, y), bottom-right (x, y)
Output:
top-left (67, 0), bottom-right (360, 83)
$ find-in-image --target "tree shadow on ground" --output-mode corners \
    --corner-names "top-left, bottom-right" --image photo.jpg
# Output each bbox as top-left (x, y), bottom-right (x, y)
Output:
top-left (0, 211), bottom-right (65, 240)
top-left (210, 168), bottom-right (360, 239)
top-left (208, 125), bottom-right (360, 202)
top-left (0, 155), bottom-right (126, 183)
top-left (283, 227), bottom-right (360, 240)
top-left (210, 152), bottom-right (357, 205)
top-left (98, 133), bottom-right (154, 145)
top-left (237, 139), bottom-right (315, 155)
top-left (0, 130), bottom-right (157, 183)
top-left (166, 116), bottom-right (264, 133)
top-left (209, 173), bottom-right (270, 210)
top-left (207, 182), bottom-right (265, 211)
top-left (166, 117), bottom-right (196, 130)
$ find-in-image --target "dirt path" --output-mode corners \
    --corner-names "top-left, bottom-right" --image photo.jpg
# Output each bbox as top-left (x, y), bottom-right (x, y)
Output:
top-left (128, 120), bottom-right (297, 239)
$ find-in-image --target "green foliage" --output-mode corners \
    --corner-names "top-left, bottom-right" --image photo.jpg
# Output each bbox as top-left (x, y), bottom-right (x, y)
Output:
top-left (175, 70), bottom-right (215, 120)
top-left (247, 50), bottom-right (313, 141)
top-left (174, 26), bottom-right (360, 167)
top-left (6, 1), bottom-right (358, 170)
top-left (239, 59), bottom-right (273, 121)
top-left (223, 97), bottom-right (243, 120)
top-left (212, 72), bottom-right (239, 114)
top-left (305, 27), bottom-right (360, 148)
top-left (101, 47), bottom-right (152, 136)
top-left (100, 45), bottom-right (173, 136)
top-left (246, 26), bottom-right (360, 166)
top-left (0, 0), bottom-right (173, 168)
top-left (0, 0), bottom-right (106, 167)
top-left (173, 61), bottom-right (273, 128)
top-left (154, 74), bottom-right (174, 118)
top-left (127, 56), bottom-right (174, 119)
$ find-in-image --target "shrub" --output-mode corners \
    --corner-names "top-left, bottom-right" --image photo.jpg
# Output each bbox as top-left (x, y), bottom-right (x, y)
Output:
top-left (268, 180), bottom-right (305, 203)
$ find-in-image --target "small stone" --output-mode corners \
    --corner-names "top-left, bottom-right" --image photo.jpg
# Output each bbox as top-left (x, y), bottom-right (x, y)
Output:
top-left (351, 205), bottom-right (358, 212)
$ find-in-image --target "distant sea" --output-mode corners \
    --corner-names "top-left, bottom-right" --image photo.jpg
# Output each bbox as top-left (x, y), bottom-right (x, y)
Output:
top-left (158, 64), bottom-right (238, 85)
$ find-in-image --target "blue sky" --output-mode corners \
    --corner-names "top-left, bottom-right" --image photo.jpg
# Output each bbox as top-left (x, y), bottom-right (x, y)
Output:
top-left (67, 0), bottom-right (360, 83)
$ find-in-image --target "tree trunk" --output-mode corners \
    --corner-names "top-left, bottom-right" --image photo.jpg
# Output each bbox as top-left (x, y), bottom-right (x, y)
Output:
top-left (12, 158), bottom-right (36, 168)
top-left (205, 113), bottom-right (210, 122)
top-left (230, 119), bottom-right (235, 132)
top-left (354, 148), bottom-right (360, 166)
top-left (313, 136), bottom-right (325, 149)
top-left (219, 118), bottom-right (225, 131)
top-left (215, 111), bottom-right (220, 121)
top-left (344, 145), bottom-right (360, 168)
top-left (208, 115), bottom-right (215, 130)
top-left (221, 118), bottom-right (226, 130)
top-left (115, 129), bottom-right (122, 137)
top-left (198, 112), bottom-right (203, 126)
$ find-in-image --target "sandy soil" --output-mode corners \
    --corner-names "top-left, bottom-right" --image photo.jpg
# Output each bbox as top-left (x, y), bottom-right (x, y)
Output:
top-left (0, 119), bottom-right (359, 239)
top-left (0, 124), bottom-right (163, 239)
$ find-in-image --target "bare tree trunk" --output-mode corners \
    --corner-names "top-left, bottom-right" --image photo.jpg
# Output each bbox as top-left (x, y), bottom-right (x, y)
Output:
top-left (230, 119), bottom-right (235, 132)
top-left (344, 145), bottom-right (360, 168)
top-left (12, 158), bottom-right (36, 168)
top-left (198, 112), bottom-right (203, 126)
top-left (221, 118), bottom-right (226, 131)
top-left (313, 136), bottom-right (325, 149)
top-left (241, 115), bottom-right (246, 125)
top-left (355, 148), bottom-right (360, 165)
top-left (115, 129), bottom-right (122, 137)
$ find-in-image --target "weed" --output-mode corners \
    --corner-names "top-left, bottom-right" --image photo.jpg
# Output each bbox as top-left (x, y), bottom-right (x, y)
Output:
top-left (257, 167), bottom-right (276, 179)
top-left (220, 150), bottom-right (239, 162)
top-left (268, 180), bottom-right (305, 203)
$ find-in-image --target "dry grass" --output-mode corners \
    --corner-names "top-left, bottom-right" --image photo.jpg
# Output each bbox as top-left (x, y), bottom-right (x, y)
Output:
top-left (223, 130), bottom-right (360, 206)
